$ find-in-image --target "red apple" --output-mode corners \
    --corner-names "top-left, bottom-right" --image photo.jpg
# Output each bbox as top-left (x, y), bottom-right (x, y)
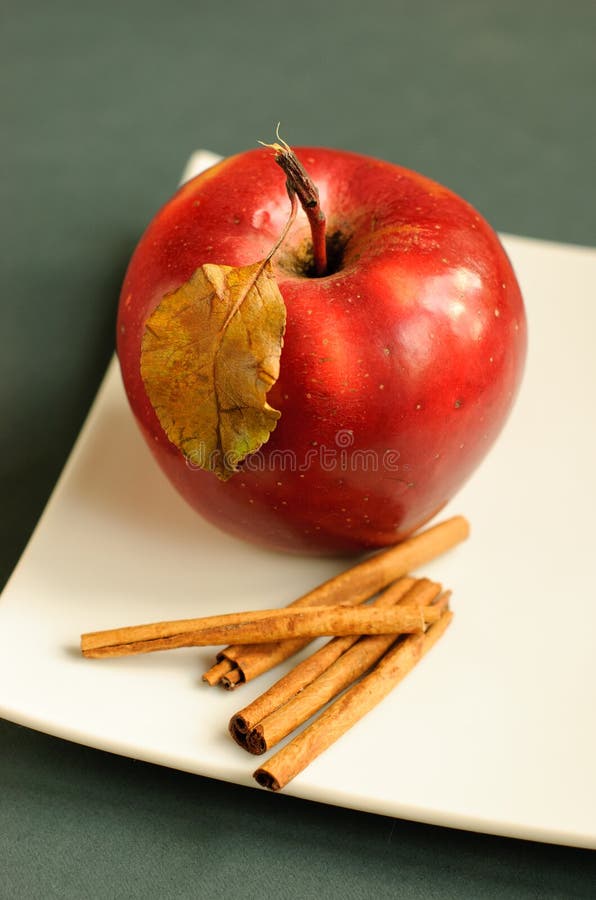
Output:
top-left (117, 146), bottom-right (526, 555)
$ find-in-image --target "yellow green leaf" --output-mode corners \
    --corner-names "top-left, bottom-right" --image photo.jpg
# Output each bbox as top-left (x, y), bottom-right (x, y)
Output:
top-left (140, 260), bottom-right (286, 481)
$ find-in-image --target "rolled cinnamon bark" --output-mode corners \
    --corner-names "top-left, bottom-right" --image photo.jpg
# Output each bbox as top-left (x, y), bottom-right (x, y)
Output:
top-left (81, 603), bottom-right (441, 659)
top-left (254, 609), bottom-right (453, 791)
top-left (215, 637), bottom-right (310, 687)
top-left (204, 515), bottom-right (468, 686)
top-left (241, 582), bottom-right (445, 754)
top-left (202, 657), bottom-right (234, 685)
top-left (229, 576), bottom-right (418, 748)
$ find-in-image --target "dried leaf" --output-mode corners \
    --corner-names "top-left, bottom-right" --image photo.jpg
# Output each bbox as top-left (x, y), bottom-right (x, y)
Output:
top-left (140, 260), bottom-right (286, 481)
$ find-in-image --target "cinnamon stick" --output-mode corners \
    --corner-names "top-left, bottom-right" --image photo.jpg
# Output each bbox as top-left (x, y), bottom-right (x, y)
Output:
top-left (202, 657), bottom-right (233, 686)
top-left (220, 667), bottom-right (243, 689)
top-left (238, 581), bottom-right (445, 754)
top-left (81, 603), bottom-right (441, 659)
top-left (229, 576), bottom-right (417, 748)
top-left (254, 608), bottom-right (453, 791)
top-left (203, 515), bottom-right (469, 687)
top-left (207, 636), bottom-right (311, 688)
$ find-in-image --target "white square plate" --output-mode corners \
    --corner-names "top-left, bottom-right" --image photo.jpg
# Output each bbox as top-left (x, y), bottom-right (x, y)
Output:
top-left (2, 152), bottom-right (595, 849)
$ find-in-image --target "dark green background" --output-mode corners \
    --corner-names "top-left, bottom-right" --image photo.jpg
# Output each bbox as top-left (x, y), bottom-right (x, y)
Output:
top-left (2, 1), bottom-right (595, 896)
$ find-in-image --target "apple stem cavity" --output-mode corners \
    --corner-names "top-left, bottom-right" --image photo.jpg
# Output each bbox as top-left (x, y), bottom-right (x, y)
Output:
top-left (260, 135), bottom-right (328, 276)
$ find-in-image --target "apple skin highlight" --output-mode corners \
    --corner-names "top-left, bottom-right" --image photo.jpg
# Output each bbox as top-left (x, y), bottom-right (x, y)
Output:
top-left (117, 147), bottom-right (527, 555)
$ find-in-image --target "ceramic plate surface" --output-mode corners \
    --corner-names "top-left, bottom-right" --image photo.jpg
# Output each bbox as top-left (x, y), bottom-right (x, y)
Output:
top-left (2, 152), bottom-right (595, 848)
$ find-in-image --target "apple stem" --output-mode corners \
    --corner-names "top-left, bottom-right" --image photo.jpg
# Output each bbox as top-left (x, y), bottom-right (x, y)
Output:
top-left (260, 137), bottom-right (328, 276)
top-left (302, 200), bottom-right (328, 278)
